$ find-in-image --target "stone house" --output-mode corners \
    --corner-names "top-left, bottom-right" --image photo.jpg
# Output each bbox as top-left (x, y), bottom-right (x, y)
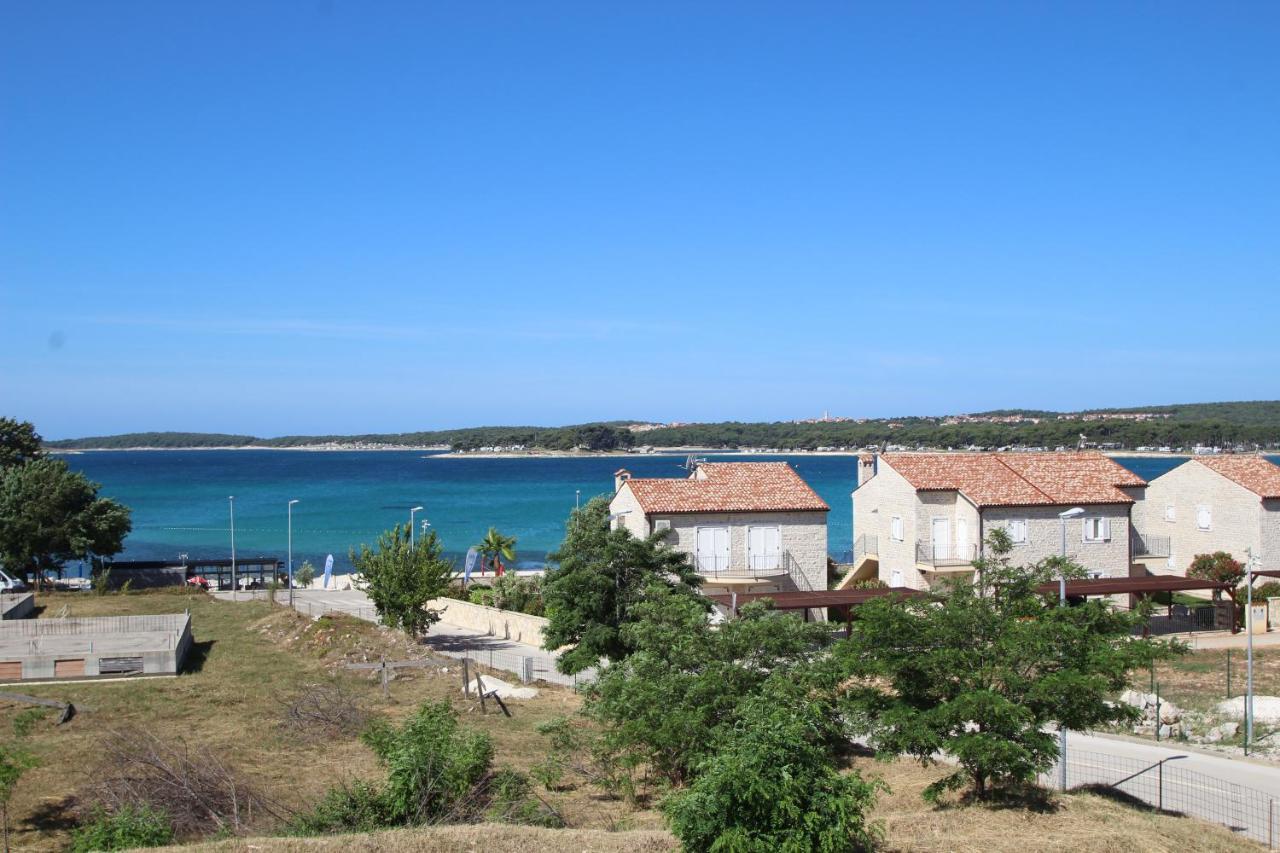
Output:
top-left (609, 462), bottom-right (829, 614)
top-left (1133, 456), bottom-right (1280, 576)
top-left (850, 452), bottom-right (1147, 590)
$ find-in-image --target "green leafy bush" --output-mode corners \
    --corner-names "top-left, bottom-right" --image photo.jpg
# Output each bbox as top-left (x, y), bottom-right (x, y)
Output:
top-left (664, 679), bottom-right (884, 852)
top-left (69, 805), bottom-right (174, 851)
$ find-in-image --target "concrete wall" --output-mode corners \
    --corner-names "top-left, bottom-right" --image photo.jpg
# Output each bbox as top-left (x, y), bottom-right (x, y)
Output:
top-left (428, 597), bottom-right (549, 648)
top-left (0, 613), bottom-right (192, 681)
top-left (854, 458), bottom-right (926, 588)
top-left (1143, 461), bottom-right (1265, 574)
top-left (982, 503), bottom-right (1133, 577)
top-left (0, 594), bottom-right (34, 621)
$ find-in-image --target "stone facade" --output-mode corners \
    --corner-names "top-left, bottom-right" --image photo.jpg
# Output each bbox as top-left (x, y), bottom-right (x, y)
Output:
top-left (650, 510), bottom-right (829, 594)
top-left (858, 456), bottom-right (1137, 590)
top-left (1141, 460), bottom-right (1279, 573)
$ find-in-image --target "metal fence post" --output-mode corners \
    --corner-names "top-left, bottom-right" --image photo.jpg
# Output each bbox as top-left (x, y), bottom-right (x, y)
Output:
top-left (1270, 798), bottom-right (1274, 849)
top-left (462, 658), bottom-right (471, 697)
top-left (1155, 684), bottom-right (1162, 742)
top-left (1228, 649), bottom-right (1233, 699)
top-left (1158, 759), bottom-right (1163, 811)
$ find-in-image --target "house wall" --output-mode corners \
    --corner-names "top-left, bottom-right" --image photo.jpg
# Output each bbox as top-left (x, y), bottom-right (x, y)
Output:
top-left (1262, 499), bottom-right (1280, 572)
top-left (853, 459), bottom-right (926, 588)
top-left (655, 510), bottom-right (828, 594)
top-left (982, 504), bottom-right (1133, 578)
top-left (608, 484), bottom-right (649, 539)
top-left (1143, 461), bottom-right (1263, 575)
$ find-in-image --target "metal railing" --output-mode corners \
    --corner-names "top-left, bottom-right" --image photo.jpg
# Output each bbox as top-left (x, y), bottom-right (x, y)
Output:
top-left (854, 534), bottom-right (878, 562)
top-left (0, 613), bottom-right (190, 636)
top-left (1044, 748), bottom-right (1280, 847)
top-left (1132, 531), bottom-right (1172, 559)
top-left (915, 541), bottom-right (978, 567)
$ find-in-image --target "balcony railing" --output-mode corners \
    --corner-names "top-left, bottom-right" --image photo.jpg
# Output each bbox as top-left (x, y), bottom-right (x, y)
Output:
top-left (854, 534), bottom-right (878, 562)
top-left (1131, 531), bottom-right (1171, 559)
top-left (915, 541), bottom-right (978, 567)
top-left (697, 551), bottom-right (814, 591)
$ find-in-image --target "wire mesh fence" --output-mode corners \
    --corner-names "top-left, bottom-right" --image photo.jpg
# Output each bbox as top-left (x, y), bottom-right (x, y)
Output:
top-left (1044, 748), bottom-right (1280, 847)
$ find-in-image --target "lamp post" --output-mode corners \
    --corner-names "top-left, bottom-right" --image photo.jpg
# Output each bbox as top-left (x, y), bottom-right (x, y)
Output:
top-left (287, 499), bottom-right (299, 607)
top-left (1057, 506), bottom-right (1085, 790)
top-left (410, 506), bottom-right (424, 548)
top-left (1247, 548), bottom-right (1257, 754)
top-left (228, 496), bottom-right (237, 598)
top-left (575, 489), bottom-right (581, 510)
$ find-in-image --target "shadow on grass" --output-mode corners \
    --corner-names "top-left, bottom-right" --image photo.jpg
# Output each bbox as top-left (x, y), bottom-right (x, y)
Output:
top-left (182, 640), bottom-right (215, 674)
top-left (934, 783), bottom-right (1061, 815)
top-left (1073, 783), bottom-right (1185, 817)
top-left (22, 795), bottom-right (80, 834)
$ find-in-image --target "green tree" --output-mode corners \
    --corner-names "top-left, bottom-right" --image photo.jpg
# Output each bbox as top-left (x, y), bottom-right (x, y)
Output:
top-left (350, 524), bottom-right (454, 635)
top-left (839, 532), bottom-right (1175, 802)
top-left (0, 457), bottom-right (131, 585)
top-left (293, 560), bottom-right (316, 589)
top-left (474, 527), bottom-right (517, 575)
top-left (663, 677), bottom-right (884, 853)
top-left (1189, 551), bottom-right (1246, 632)
top-left (585, 585), bottom-right (836, 786)
top-left (0, 418), bottom-right (42, 471)
top-left (542, 497), bottom-right (704, 674)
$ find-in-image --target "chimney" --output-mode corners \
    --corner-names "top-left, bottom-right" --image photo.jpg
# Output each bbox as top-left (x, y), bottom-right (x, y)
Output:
top-left (857, 454), bottom-right (877, 487)
top-left (614, 468), bottom-right (631, 492)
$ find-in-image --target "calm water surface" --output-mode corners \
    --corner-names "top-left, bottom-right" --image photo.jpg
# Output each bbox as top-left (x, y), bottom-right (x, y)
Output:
top-left (62, 450), bottom-right (1276, 574)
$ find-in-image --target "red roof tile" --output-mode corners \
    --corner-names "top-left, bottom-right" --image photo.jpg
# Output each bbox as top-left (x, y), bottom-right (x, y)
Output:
top-left (621, 462), bottom-right (829, 514)
top-left (1195, 456), bottom-right (1280, 499)
top-left (880, 452), bottom-right (1145, 507)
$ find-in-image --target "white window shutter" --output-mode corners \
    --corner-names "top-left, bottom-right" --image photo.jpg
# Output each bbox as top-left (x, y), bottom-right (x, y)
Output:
top-left (1101, 517), bottom-right (1111, 541)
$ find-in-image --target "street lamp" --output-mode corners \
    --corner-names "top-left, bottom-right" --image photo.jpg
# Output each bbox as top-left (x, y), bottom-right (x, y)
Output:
top-left (410, 506), bottom-right (424, 548)
top-left (287, 499), bottom-right (299, 607)
top-left (575, 489), bottom-right (581, 510)
top-left (1247, 548), bottom-right (1258, 753)
top-left (1056, 505), bottom-right (1085, 790)
top-left (228, 496), bottom-right (237, 597)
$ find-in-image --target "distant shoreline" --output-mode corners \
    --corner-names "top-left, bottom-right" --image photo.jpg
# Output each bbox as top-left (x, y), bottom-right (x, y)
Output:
top-left (48, 445), bottom-right (865, 457)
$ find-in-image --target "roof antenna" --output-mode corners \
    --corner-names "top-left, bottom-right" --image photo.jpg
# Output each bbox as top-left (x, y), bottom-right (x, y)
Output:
top-left (682, 454), bottom-right (705, 472)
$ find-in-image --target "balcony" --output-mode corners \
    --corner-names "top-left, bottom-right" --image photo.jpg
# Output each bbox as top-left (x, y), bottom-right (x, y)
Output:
top-left (1131, 531), bottom-right (1171, 560)
top-left (696, 551), bottom-right (814, 591)
top-left (915, 541), bottom-right (978, 569)
top-left (854, 534), bottom-right (878, 562)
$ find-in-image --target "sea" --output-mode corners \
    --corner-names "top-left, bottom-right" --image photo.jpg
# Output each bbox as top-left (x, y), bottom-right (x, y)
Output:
top-left (58, 450), bottom-right (1280, 576)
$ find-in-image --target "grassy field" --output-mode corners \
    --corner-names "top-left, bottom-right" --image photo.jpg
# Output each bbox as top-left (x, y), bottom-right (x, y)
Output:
top-left (0, 591), bottom-right (1266, 851)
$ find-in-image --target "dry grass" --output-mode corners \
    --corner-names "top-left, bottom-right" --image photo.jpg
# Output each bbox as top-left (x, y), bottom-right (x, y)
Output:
top-left (1145, 646), bottom-right (1280, 713)
top-left (0, 590), bottom-right (1265, 851)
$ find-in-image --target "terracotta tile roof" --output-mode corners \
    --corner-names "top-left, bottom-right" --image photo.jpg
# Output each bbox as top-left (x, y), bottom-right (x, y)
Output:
top-left (880, 452), bottom-right (1146, 507)
top-left (621, 462), bottom-right (829, 514)
top-left (1195, 456), bottom-right (1280, 499)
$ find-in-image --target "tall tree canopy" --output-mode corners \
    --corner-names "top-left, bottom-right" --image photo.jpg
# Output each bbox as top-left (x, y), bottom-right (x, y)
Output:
top-left (0, 418), bottom-right (43, 470)
top-left (838, 533), bottom-right (1175, 802)
top-left (541, 496), bottom-right (704, 674)
top-left (0, 449), bottom-right (132, 583)
top-left (351, 524), bottom-right (454, 635)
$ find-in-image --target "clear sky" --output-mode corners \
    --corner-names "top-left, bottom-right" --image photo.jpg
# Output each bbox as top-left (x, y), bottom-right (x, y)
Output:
top-left (2, 2), bottom-right (1277, 439)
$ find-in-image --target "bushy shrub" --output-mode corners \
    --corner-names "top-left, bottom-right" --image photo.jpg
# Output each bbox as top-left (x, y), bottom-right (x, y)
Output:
top-left (294, 701), bottom-right (557, 834)
top-left (69, 805), bottom-right (174, 852)
top-left (664, 679), bottom-right (884, 853)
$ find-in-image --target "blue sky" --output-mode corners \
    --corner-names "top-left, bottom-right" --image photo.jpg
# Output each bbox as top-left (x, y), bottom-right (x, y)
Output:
top-left (2, 2), bottom-right (1277, 439)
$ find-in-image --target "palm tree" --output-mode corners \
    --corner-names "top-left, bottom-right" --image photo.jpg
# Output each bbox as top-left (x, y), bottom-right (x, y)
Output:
top-left (475, 527), bottom-right (517, 577)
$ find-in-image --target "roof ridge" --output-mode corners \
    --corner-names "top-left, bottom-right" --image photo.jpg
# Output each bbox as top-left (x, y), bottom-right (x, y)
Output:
top-left (992, 453), bottom-right (1056, 504)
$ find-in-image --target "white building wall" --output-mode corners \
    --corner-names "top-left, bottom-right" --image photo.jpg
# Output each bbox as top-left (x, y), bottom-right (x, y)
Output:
top-left (655, 510), bottom-right (828, 594)
top-left (853, 460), bottom-right (926, 588)
top-left (982, 503), bottom-right (1133, 578)
top-left (1143, 461), bottom-right (1263, 575)
top-left (1261, 499), bottom-right (1280, 573)
top-left (608, 484), bottom-right (649, 539)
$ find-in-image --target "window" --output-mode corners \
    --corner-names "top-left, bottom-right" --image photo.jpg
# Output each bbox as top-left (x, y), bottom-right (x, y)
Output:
top-left (890, 516), bottom-right (904, 542)
top-left (1196, 505), bottom-right (1212, 531)
top-left (653, 519), bottom-right (671, 533)
top-left (1007, 519), bottom-right (1028, 544)
top-left (1082, 517), bottom-right (1110, 543)
top-left (1164, 505), bottom-right (1176, 523)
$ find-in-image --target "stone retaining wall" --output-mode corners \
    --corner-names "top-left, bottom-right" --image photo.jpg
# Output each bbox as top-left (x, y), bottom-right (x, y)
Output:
top-left (427, 597), bottom-right (548, 648)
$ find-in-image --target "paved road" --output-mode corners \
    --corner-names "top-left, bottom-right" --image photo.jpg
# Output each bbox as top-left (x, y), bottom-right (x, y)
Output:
top-left (222, 589), bottom-right (583, 688)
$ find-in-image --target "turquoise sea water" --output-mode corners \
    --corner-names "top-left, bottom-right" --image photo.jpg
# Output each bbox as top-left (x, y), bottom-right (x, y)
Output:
top-left (59, 451), bottom-right (1279, 575)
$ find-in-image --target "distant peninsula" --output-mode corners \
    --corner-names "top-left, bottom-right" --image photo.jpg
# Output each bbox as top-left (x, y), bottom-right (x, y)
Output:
top-left (42, 401), bottom-right (1280, 453)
